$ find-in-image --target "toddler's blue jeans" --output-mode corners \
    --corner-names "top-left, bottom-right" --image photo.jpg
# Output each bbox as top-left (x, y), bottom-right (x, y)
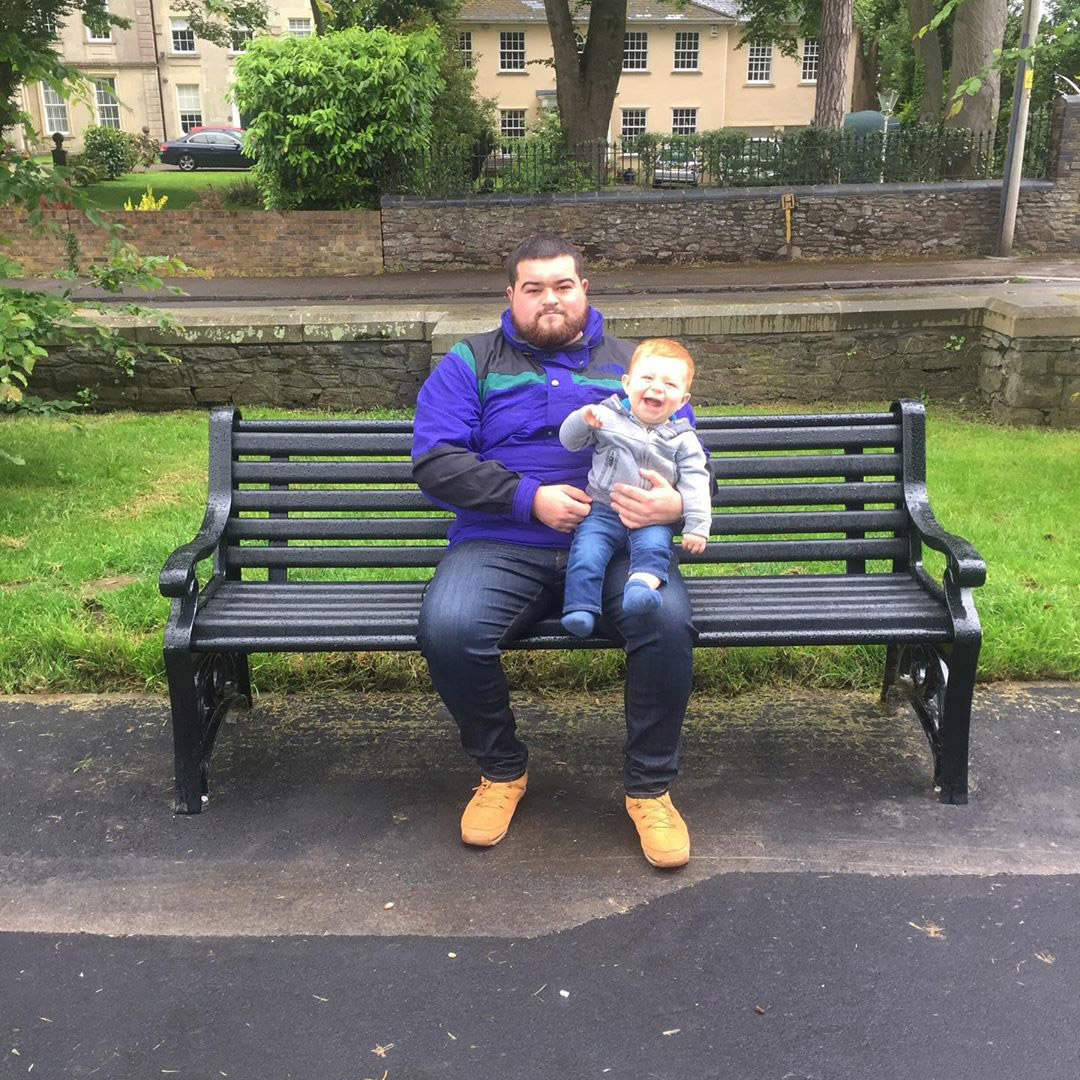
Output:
top-left (563, 503), bottom-right (674, 618)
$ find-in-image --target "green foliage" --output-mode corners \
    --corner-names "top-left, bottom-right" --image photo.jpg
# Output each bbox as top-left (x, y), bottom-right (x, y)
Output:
top-left (66, 152), bottom-right (109, 187)
top-left (520, 111), bottom-right (593, 193)
top-left (324, 0), bottom-right (460, 31)
top-left (231, 26), bottom-right (445, 209)
top-left (81, 124), bottom-right (139, 180)
top-left (127, 129), bottom-right (162, 169)
top-left (168, 0), bottom-right (269, 49)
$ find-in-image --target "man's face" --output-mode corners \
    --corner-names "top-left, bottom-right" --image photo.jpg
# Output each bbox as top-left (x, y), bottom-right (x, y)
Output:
top-left (506, 255), bottom-right (589, 349)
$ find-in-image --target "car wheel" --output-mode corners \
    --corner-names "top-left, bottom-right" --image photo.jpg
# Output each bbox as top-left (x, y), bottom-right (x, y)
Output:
top-left (177, 154), bottom-right (197, 171)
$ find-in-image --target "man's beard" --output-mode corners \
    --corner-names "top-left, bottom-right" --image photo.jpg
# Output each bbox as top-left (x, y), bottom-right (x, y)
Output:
top-left (512, 306), bottom-right (587, 349)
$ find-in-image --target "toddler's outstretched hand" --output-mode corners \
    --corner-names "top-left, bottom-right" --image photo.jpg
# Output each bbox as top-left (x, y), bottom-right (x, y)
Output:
top-left (583, 406), bottom-right (604, 429)
top-left (681, 533), bottom-right (707, 554)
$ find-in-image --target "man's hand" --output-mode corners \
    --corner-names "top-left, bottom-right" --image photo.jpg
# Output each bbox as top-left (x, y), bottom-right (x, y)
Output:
top-left (583, 406), bottom-right (604, 429)
top-left (681, 533), bottom-right (708, 554)
top-left (532, 484), bottom-right (592, 532)
top-left (610, 469), bottom-right (683, 529)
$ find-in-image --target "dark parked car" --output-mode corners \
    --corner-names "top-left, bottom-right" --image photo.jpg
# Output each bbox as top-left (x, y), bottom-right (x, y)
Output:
top-left (160, 129), bottom-right (252, 171)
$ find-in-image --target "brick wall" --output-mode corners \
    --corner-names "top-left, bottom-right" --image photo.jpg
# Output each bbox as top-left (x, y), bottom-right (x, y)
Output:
top-left (0, 208), bottom-right (383, 277)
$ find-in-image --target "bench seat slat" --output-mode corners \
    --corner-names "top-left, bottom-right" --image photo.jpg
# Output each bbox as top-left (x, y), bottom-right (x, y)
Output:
top-left (693, 412), bottom-right (896, 430)
top-left (229, 518), bottom-right (452, 541)
top-left (710, 510), bottom-right (906, 534)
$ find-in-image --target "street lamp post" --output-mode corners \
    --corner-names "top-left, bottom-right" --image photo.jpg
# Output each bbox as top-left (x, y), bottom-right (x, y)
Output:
top-left (878, 90), bottom-right (899, 183)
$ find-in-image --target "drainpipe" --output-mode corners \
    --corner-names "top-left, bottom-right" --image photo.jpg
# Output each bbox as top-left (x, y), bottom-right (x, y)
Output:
top-left (147, 0), bottom-right (168, 139)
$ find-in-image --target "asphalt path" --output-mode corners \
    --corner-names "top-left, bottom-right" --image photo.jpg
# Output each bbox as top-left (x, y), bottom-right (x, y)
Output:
top-left (2, 684), bottom-right (1079, 1079)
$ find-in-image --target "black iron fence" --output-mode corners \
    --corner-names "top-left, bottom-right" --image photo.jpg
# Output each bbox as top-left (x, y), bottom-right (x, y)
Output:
top-left (383, 108), bottom-right (1054, 199)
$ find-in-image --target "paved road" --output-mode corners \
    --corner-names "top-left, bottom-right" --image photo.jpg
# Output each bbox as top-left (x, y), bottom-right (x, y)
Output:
top-left (5, 253), bottom-right (1080, 307)
top-left (2, 684), bottom-right (1079, 1078)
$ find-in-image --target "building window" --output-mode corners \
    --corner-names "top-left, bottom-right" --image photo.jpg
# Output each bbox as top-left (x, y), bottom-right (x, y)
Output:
top-left (41, 83), bottom-right (70, 135)
top-left (801, 37), bottom-right (819, 82)
top-left (499, 109), bottom-right (526, 142)
top-left (458, 30), bottom-right (472, 67)
top-left (85, 1), bottom-right (112, 42)
top-left (177, 84), bottom-right (202, 133)
top-left (94, 78), bottom-right (121, 129)
top-left (171, 18), bottom-right (195, 53)
top-left (623, 31), bottom-right (648, 70)
top-left (43, 12), bottom-right (61, 36)
top-left (747, 42), bottom-right (772, 83)
top-left (499, 31), bottom-right (525, 70)
top-left (673, 31), bottom-right (699, 70)
top-left (288, 17), bottom-right (312, 36)
top-left (621, 108), bottom-right (647, 146)
top-left (672, 107), bottom-right (697, 135)
top-left (229, 26), bottom-right (253, 52)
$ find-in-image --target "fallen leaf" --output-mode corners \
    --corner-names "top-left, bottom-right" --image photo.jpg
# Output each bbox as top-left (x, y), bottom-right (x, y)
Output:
top-left (383, 902), bottom-right (395, 910)
top-left (754, 1004), bottom-right (767, 1015)
top-left (1036, 951), bottom-right (1055, 964)
top-left (371, 1044), bottom-right (394, 1057)
top-left (909, 919), bottom-right (946, 939)
top-left (0, 536), bottom-right (27, 549)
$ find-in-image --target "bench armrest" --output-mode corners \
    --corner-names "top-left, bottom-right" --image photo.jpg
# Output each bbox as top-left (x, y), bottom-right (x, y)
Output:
top-left (160, 504), bottom-right (229, 598)
top-left (906, 486), bottom-right (986, 588)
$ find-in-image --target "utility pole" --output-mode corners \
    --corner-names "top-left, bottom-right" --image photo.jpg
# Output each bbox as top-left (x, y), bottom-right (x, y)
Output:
top-left (995, 0), bottom-right (1044, 256)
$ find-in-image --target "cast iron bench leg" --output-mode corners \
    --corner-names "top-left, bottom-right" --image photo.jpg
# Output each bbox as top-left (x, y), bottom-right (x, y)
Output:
top-left (165, 649), bottom-right (206, 815)
top-left (937, 640), bottom-right (979, 806)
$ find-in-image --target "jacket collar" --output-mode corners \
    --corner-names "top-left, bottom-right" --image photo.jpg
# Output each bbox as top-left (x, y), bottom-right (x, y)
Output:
top-left (499, 306), bottom-right (605, 369)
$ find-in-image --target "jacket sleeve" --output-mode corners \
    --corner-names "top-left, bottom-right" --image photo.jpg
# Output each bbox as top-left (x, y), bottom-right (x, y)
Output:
top-left (412, 343), bottom-right (539, 523)
top-left (559, 406), bottom-right (599, 452)
top-left (674, 433), bottom-right (714, 538)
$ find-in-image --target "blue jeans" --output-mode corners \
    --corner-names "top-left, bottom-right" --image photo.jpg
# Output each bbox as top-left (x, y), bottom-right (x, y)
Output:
top-left (563, 503), bottom-right (674, 617)
top-left (417, 539), bottom-right (696, 796)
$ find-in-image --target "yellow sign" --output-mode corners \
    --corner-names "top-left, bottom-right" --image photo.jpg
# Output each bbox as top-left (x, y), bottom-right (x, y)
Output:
top-left (1024, 67), bottom-right (1034, 90)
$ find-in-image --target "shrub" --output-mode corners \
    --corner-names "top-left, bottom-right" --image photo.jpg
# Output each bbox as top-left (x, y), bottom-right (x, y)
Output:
top-left (82, 125), bottom-right (139, 180)
top-left (231, 26), bottom-right (444, 209)
top-left (127, 130), bottom-right (161, 169)
top-left (66, 152), bottom-right (109, 187)
top-left (122, 185), bottom-right (168, 210)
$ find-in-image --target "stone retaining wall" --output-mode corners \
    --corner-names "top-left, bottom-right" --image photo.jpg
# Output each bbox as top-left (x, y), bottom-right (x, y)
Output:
top-left (0, 208), bottom-right (384, 277)
top-left (33, 291), bottom-right (1079, 426)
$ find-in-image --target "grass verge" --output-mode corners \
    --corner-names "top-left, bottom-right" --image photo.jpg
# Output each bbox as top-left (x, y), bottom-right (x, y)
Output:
top-left (81, 169), bottom-right (255, 210)
top-left (0, 405), bottom-right (1077, 696)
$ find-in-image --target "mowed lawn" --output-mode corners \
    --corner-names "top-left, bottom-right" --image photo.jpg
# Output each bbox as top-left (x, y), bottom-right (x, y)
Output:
top-left (0, 406), bottom-right (1077, 695)
top-left (81, 169), bottom-right (254, 210)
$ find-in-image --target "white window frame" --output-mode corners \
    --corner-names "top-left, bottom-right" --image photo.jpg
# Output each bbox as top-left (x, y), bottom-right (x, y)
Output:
top-left (673, 31), bottom-right (699, 71)
top-left (85, 2), bottom-right (112, 42)
top-left (94, 78), bottom-right (121, 129)
top-left (499, 108), bottom-right (526, 141)
top-left (499, 31), bottom-right (525, 71)
top-left (171, 18), bottom-right (196, 53)
top-left (672, 107), bottom-right (698, 135)
top-left (623, 31), bottom-right (648, 71)
top-left (801, 37), bottom-right (819, 82)
top-left (458, 30), bottom-right (473, 68)
top-left (288, 17), bottom-right (312, 36)
top-left (747, 42), bottom-right (772, 83)
top-left (229, 26), bottom-right (253, 54)
top-left (176, 84), bottom-right (203, 133)
top-left (620, 107), bottom-right (647, 143)
top-left (40, 82), bottom-right (70, 135)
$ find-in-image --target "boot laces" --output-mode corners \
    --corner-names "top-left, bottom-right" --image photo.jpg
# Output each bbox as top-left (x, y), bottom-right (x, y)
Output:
top-left (633, 797), bottom-right (678, 832)
top-left (472, 778), bottom-right (516, 809)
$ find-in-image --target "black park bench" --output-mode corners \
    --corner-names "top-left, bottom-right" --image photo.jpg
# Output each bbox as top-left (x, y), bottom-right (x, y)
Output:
top-left (160, 400), bottom-right (984, 814)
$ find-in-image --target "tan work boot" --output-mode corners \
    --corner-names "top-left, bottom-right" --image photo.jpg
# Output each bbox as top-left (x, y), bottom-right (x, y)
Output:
top-left (460, 773), bottom-right (528, 847)
top-left (625, 791), bottom-right (690, 868)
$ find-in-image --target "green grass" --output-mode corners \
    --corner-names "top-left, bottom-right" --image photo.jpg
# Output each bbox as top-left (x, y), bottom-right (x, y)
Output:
top-left (81, 169), bottom-right (255, 210)
top-left (0, 405), bottom-right (1077, 696)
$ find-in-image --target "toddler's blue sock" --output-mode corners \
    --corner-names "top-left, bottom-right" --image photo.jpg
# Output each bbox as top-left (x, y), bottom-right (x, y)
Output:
top-left (561, 610), bottom-right (596, 638)
top-left (623, 579), bottom-right (662, 616)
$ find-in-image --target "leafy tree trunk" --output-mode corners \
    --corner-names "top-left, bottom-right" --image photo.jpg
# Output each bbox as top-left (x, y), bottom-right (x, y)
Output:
top-left (814, 0), bottom-right (855, 127)
top-left (851, 32), bottom-right (878, 112)
top-left (545, 0), bottom-right (626, 146)
top-left (907, 0), bottom-right (944, 123)
top-left (309, 0), bottom-right (326, 34)
top-left (946, 0), bottom-right (1007, 133)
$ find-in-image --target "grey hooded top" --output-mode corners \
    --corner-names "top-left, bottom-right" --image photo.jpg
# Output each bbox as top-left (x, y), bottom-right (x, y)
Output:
top-left (559, 394), bottom-right (713, 539)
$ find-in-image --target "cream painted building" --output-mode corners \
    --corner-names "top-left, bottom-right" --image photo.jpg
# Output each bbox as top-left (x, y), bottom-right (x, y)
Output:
top-left (13, 0), bottom-right (854, 151)
top-left (459, 0), bottom-right (856, 142)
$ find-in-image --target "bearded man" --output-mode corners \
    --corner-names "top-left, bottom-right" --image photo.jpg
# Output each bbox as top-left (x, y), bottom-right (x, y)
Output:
top-left (412, 234), bottom-right (698, 869)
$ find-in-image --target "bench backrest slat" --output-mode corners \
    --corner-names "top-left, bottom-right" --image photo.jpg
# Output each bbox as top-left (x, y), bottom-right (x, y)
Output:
top-left (218, 407), bottom-right (920, 579)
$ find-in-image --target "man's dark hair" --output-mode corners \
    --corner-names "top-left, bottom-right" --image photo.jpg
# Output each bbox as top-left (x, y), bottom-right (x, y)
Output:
top-left (506, 234), bottom-right (585, 285)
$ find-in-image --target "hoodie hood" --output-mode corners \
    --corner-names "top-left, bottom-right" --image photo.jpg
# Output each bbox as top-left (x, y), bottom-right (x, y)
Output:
top-left (500, 306), bottom-right (606, 368)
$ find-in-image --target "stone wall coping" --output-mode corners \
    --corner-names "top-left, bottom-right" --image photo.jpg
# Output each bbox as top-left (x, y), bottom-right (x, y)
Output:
top-left (381, 178), bottom-right (1056, 210)
top-left (74, 305), bottom-right (443, 346)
